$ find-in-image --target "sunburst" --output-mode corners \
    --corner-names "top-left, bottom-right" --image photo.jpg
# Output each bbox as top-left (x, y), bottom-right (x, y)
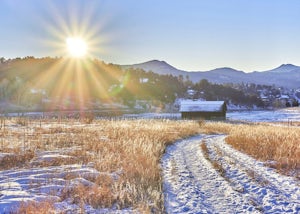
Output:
top-left (29, 2), bottom-right (122, 112)
top-left (66, 37), bottom-right (88, 58)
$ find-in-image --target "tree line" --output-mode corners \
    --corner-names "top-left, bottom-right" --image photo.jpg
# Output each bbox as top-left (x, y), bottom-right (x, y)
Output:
top-left (0, 57), bottom-right (264, 111)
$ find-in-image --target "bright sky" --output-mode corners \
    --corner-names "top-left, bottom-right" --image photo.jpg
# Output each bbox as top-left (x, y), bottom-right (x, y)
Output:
top-left (1, 0), bottom-right (300, 72)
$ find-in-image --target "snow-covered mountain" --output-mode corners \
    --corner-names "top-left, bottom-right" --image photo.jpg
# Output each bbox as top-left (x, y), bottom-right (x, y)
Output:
top-left (122, 60), bottom-right (300, 88)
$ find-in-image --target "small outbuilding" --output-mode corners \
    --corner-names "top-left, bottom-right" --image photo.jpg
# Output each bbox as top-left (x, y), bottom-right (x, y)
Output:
top-left (180, 100), bottom-right (227, 120)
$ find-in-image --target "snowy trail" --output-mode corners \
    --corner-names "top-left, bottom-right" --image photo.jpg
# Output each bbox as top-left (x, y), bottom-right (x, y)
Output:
top-left (162, 135), bottom-right (300, 214)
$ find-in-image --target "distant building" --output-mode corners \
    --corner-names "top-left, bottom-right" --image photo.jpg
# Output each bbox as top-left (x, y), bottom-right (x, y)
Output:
top-left (180, 100), bottom-right (227, 119)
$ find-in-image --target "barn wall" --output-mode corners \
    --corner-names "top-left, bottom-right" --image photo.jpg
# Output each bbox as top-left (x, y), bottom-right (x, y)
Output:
top-left (181, 111), bottom-right (226, 120)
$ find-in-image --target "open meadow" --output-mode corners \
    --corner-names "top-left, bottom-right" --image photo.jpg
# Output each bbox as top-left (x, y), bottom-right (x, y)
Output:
top-left (0, 118), bottom-right (200, 213)
top-left (2, 0), bottom-right (300, 213)
top-left (0, 117), bottom-right (299, 213)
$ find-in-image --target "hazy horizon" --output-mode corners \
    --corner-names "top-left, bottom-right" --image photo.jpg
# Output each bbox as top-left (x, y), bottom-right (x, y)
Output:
top-left (1, 0), bottom-right (300, 73)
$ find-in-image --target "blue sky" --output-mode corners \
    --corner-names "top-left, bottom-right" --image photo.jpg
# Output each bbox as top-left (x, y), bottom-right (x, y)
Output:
top-left (1, 0), bottom-right (300, 72)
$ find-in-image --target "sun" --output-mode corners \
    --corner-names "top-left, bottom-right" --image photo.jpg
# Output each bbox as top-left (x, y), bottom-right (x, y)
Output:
top-left (66, 37), bottom-right (87, 58)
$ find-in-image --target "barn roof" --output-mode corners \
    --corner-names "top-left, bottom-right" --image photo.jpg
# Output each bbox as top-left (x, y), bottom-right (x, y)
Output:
top-left (179, 100), bottom-right (225, 112)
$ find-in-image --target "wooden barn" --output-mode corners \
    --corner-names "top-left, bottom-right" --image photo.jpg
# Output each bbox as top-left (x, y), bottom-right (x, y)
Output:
top-left (180, 100), bottom-right (227, 120)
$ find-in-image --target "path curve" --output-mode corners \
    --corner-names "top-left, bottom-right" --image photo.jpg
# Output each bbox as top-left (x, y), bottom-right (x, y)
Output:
top-left (162, 135), bottom-right (300, 214)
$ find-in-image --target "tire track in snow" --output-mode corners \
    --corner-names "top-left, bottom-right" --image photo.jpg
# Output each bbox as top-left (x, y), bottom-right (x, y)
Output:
top-left (208, 136), bottom-right (300, 213)
top-left (162, 135), bottom-right (300, 214)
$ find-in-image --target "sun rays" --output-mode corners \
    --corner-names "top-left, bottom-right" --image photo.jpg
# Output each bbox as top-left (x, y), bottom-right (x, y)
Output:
top-left (27, 56), bottom-right (125, 113)
top-left (25, 1), bottom-right (122, 111)
top-left (38, 0), bottom-right (112, 60)
top-left (12, 1), bottom-right (138, 113)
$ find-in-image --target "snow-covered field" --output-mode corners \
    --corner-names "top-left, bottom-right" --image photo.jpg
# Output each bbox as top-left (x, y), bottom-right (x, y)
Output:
top-left (0, 150), bottom-right (129, 213)
top-left (1, 109), bottom-right (300, 213)
top-left (0, 121), bottom-right (135, 213)
top-left (227, 108), bottom-right (300, 122)
top-left (162, 135), bottom-right (300, 213)
top-left (124, 108), bottom-right (300, 122)
top-left (2, 132), bottom-right (298, 213)
top-left (4, 107), bottom-right (300, 122)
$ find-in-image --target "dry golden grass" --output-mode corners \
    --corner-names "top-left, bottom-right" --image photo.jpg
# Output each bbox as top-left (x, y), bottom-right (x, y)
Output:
top-left (16, 200), bottom-right (56, 214)
top-left (0, 150), bottom-right (34, 170)
top-left (4, 117), bottom-right (299, 213)
top-left (0, 118), bottom-right (200, 212)
top-left (200, 122), bottom-right (300, 177)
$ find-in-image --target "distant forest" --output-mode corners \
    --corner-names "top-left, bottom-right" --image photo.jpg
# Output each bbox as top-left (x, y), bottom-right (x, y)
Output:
top-left (0, 57), bottom-right (265, 112)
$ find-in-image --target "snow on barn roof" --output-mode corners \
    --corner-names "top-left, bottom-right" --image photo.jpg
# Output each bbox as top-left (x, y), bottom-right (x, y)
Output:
top-left (280, 95), bottom-right (289, 99)
top-left (180, 100), bottom-right (225, 112)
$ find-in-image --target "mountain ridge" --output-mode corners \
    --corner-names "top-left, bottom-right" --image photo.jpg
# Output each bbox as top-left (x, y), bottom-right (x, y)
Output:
top-left (263, 64), bottom-right (300, 73)
top-left (122, 60), bottom-right (185, 76)
top-left (122, 60), bottom-right (300, 88)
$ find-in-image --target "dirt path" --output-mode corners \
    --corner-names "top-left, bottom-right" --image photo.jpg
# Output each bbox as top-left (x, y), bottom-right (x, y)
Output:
top-left (162, 135), bottom-right (300, 214)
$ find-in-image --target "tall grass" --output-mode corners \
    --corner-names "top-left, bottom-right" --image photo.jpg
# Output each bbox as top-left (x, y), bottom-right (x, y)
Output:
top-left (200, 122), bottom-right (300, 177)
top-left (86, 120), bottom-right (200, 211)
top-left (0, 118), bottom-right (200, 212)
top-left (16, 200), bottom-right (56, 214)
top-left (4, 118), bottom-right (299, 213)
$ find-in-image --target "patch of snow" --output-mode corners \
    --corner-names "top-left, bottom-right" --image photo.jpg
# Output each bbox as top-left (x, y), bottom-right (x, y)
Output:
top-left (31, 154), bottom-right (73, 163)
top-left (0, 153), bottom-right (15, 161)
top-left (0, 164), bottom-right (130, 213)
top-left (123, 112), bottom-right (180, 119)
